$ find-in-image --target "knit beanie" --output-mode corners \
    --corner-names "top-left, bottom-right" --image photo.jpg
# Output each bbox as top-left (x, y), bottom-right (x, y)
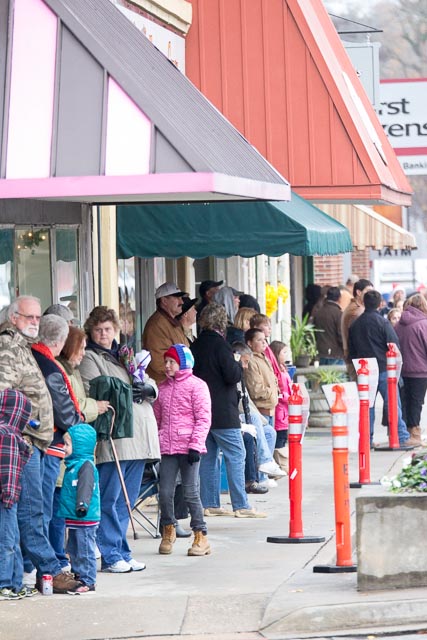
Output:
top-left (164, 344), bottom-right (194, 370)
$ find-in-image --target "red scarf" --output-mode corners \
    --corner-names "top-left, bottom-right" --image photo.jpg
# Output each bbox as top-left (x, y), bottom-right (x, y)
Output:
top-left (32, 342), bottom-right (83, 420)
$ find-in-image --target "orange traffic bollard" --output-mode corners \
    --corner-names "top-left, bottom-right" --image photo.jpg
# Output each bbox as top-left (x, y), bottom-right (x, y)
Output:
top-left (375, 343), bottom-right (412, 452)
top-left (386, 343), bottom-right (400, 449)
top-left (314, 385), bottom-right (356, 572)
top-left (267, 384), bottom-right (325, 545)
top-left (350, 359), bottom-right (375, 488)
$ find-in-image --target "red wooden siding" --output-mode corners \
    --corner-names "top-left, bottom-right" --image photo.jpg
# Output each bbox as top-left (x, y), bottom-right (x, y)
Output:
top-left (186, 0), bottom-right (412, 205)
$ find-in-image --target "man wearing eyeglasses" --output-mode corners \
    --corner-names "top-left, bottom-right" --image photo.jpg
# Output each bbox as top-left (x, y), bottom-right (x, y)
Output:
top-left (0, 296), bottom-right (79, 594)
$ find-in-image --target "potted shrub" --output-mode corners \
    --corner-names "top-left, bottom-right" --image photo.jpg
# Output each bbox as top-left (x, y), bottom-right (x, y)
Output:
top-left (305, 367), bottom-right (347, 427)
top-left (290, 314), bottom-right (319, 367)
top-left (305, 367), bottom-right (347, 391)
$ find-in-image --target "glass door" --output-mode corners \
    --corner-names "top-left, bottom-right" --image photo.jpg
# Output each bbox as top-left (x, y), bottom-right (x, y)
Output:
top-left (55, 228), bottom-right (80, 323)
top-left (0, 226), bottom-right (81, 320)
top-left (15, 228), bottom-right (52, 310)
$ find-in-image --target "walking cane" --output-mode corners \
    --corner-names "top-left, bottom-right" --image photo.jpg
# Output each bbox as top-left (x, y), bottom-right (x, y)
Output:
top-left (108, 405), bottom-right (139, 540)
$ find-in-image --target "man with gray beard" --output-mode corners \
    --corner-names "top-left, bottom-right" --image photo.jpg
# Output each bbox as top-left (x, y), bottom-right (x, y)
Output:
top-left (0, 296), bottom-right (79, 594)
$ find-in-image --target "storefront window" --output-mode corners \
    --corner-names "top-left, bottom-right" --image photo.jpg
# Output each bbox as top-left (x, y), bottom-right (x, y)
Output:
top-left (16, 228), bottom-right (51, 310)
top-left (56, 228), bottom-right (80, 322)
top-left (0, 229), bottom-right (14, 311)
top-left (153, 257), bottom-right (166, 288)
top-left (118, 258), bottom-right (136, 349)
top-left (0, 226), bottom-right (81, 318)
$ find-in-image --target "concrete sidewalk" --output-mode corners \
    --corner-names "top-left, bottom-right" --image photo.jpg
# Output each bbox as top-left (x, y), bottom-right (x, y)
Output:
top-left (2, 425), bottom-right (427, 640)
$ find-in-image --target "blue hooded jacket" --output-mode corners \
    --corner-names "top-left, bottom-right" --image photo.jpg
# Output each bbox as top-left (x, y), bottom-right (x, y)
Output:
top-left (57, 423), bottom-right (100, 523)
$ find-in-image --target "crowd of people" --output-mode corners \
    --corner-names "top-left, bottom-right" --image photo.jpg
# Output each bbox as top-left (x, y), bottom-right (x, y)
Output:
top-left (0, 281), bottom-right (290, 599)
top-left (308, 276), bottom-right (427, 448)
top-left (2, 276), bottom-right (426, 600)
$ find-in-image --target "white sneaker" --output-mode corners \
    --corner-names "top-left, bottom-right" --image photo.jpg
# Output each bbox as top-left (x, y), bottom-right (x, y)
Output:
top-left (258, 460), bottom-right (287, 477)
top-left (259, 478), bottom-right (278, 488)
top-left (22, 569), bottom-right (37, 587)
top-left (102, 560), bottom-right (132, 573)
top-left (128, 558), bottom-right (146, 572)
top-left (61, 563), bottom-right (72, 573)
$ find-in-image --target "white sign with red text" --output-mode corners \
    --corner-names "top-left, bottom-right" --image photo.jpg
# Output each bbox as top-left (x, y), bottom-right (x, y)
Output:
top-left (378, 79), bottom-right (427, 175)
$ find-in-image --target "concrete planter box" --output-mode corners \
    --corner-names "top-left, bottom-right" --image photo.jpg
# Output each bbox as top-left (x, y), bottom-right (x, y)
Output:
top-left (356, 493), bottom-right (427, 591)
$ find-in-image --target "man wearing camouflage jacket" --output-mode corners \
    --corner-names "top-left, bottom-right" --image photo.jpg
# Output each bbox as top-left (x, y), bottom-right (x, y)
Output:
top-left (0, 296), bottom-right (79, 594)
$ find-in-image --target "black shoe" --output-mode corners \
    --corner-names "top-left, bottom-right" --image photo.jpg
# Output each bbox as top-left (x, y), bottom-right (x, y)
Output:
top-left (175, 524), bottom-right (191, 538)
top-left (245, 481), bottom-right (269, 494)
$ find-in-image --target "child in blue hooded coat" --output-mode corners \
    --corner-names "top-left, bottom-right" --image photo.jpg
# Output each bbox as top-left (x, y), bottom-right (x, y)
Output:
top-left (58, 423), bottom-right (100, 593)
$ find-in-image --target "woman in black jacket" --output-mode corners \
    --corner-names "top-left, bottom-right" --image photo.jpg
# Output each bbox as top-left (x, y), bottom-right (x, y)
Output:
top-left (191, 303), bottom-right (265, 519)
top-left (31, 313), bottom-right (82, 567)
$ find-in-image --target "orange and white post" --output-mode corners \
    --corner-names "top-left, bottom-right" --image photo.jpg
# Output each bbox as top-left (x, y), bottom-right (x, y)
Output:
top-left (314, 385), bottom-right (356, 572)
top-left (356, 359), bottom-right (371, 485)
top-left (267, 383), bottom-right (324, 545)
top-left (386, 343), bottom-right (400, 449)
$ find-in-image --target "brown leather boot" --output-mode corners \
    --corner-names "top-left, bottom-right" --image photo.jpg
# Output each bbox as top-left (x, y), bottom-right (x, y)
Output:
top-left (403, 435), bottom-right (422, 448)
top-left (187, 531), bottom-right (211, 556)
top-left (409, 426), bottom-right (423, 444)
top-left (159, 524), bottom-right (176, 555)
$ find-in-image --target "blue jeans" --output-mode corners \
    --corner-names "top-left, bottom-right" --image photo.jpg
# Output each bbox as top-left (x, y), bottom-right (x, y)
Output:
top-left (275, 430), bottom-right (288, 448)
top-left (200, 429), bottom-right (250, 511)
top-left (240, 412), bottom-right (276, 465)
top-left (97, 460), bottom-right (145, 568)
top-left (242, 432), bottom-right (258, 484)
top-left (50, 487), bottom-right (68, 568)
top-left (159, 455), bottom-right (206, 533)
top-left (18, 447), bottom-right (62, 577)
top-left (370, 371), bottom-right (410, 444)
top-left (319, 357), bottom-right (345, 365)
top-left (67, 526), bottom-right (98, 587)
top-left (243, 413), bottom-right (276, 482)
top-left (42, 454), bottom-right (61, 537)
top-left (0, 502), bottom-right (23, 592)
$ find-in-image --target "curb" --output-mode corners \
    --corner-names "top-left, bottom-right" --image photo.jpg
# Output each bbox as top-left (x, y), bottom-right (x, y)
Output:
top-left (261, 598), bottom-right (427, 638)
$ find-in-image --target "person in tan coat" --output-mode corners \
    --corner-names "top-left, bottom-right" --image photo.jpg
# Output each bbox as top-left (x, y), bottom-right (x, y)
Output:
top-left (244, 328), bottom-right (278, 424)
top-left (341, 279), bottom-right (373, 379)
top-left (142, 283), bottom-right (192, 536)
top-left (142, 282), bottom-right (189, 384)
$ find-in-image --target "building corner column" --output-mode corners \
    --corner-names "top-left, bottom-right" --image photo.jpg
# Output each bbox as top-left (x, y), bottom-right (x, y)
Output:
top-left (98, 205), bottom-right (119, 313)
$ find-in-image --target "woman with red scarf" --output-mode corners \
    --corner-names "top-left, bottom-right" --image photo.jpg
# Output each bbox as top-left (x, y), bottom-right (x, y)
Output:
top-left (31, 314), bottom-right (82, 561)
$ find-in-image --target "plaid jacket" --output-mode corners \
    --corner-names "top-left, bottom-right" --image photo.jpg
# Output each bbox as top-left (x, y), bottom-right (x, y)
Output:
top-left (0, 389), bottom-right (32, 508)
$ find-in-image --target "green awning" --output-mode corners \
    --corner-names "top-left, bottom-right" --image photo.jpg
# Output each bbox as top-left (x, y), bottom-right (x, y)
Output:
top-left (116, 193), bottom-right (352, 258)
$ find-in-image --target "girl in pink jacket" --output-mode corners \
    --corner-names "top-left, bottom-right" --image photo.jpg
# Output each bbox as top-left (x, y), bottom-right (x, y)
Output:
top-left (269, 341), bottom-right (292, 472)
top-left (154, 344), bottom-right (211, 557)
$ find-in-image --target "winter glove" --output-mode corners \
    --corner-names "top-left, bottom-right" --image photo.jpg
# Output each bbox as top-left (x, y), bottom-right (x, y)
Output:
top-left (187, 449), bottom-right (201, 465)
top-left (240, 422), bottom-right (257, 439)
top-left (76, 502), bottom-right (88, 517)
top-left (132, 381), bottom-right (156, 404)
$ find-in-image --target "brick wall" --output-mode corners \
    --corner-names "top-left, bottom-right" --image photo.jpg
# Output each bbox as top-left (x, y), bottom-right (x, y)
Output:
top-left (313, 254), bottom-right (344, 286)
top-left (313, 249), bottom-right (371, 285)
top-left (351, 249), bottom-right (371, 280)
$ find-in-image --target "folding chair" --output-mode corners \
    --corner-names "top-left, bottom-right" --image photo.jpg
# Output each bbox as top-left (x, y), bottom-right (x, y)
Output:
top-left (132, 461), bottom-right (161, 538)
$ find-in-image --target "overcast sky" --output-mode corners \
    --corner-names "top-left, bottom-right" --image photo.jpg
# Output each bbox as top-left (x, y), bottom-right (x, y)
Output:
top-left (324, 0), bottom-right (381, 15)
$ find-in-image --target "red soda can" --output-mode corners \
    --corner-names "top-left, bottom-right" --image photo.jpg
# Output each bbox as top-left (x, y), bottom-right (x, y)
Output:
top-left (42, 574), bottom-right (53, 596)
